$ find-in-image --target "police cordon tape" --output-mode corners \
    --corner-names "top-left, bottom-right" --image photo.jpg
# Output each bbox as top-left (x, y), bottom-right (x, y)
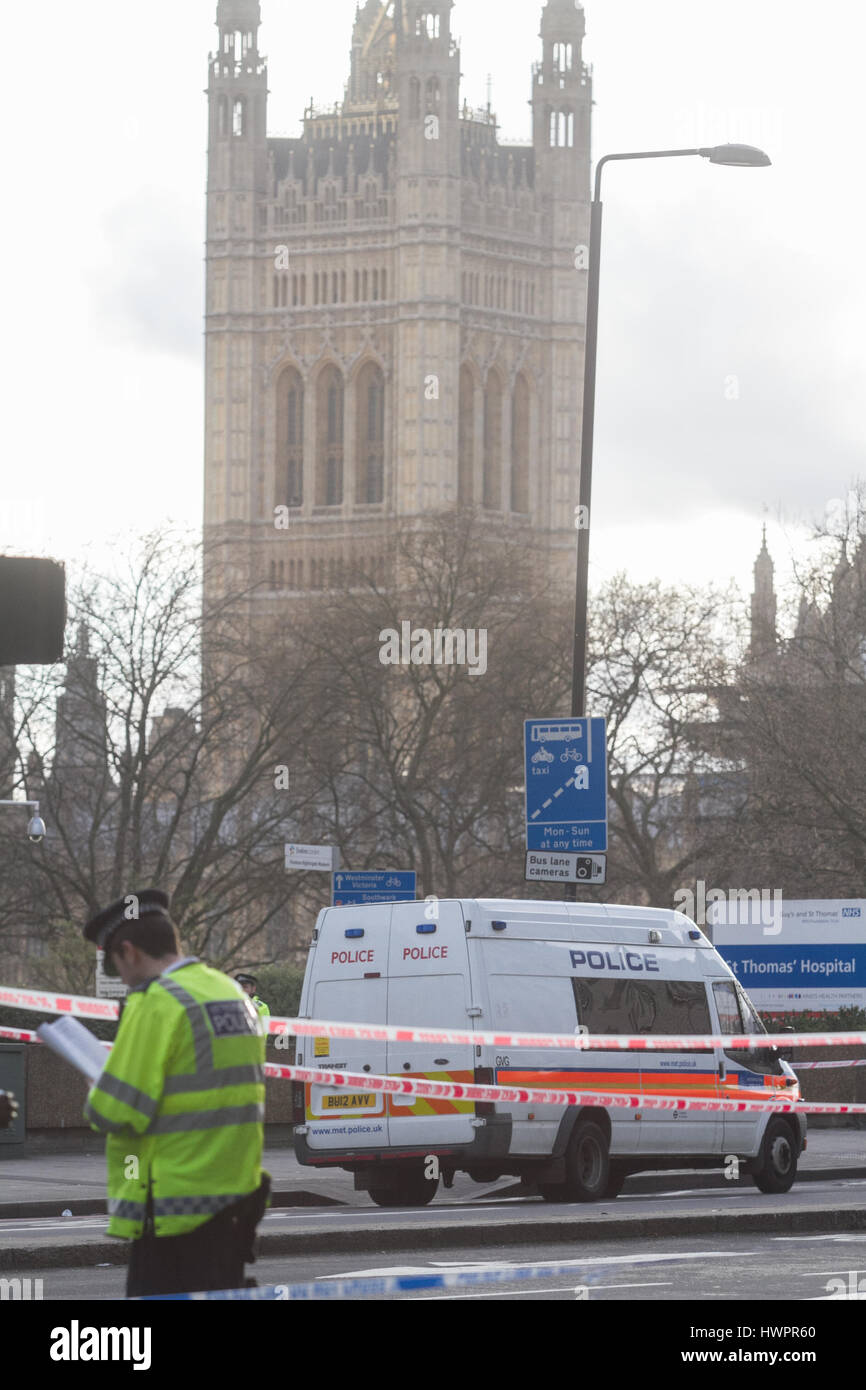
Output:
top-left (268, 1059), bottom-right (866, 1116)
top-left (793, 1059), bottom-right (866, 1070)
top-left (5, 1013), bottom-right (866, 1114)
top-left (4, 981), bottom-right (866, 1054)
top-left (137, 1264), bottom-right (601, 1301)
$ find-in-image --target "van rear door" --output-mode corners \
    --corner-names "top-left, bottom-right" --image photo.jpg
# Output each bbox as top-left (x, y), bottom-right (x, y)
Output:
top-left (385, 901), bottom-right (476, 1149)
top-left (304, 904), bottom-right (391, 1151)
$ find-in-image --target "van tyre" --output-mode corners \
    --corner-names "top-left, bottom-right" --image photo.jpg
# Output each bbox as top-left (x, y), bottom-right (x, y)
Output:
top-left (752, 1118), bottom-right (797, 1194)
top-left (368, 1171), bottom-right (439, 1207)
top-left (563, 1119), bottom-right (610, 1202)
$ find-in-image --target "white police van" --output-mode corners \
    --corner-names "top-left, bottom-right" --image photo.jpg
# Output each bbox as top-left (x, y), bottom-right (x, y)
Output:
top-left (291, 899), bottom-right (805, 1206)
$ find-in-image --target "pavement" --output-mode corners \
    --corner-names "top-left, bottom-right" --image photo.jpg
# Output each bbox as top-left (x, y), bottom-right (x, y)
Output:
top-left (2, 1129), bottom-right (865, 1220)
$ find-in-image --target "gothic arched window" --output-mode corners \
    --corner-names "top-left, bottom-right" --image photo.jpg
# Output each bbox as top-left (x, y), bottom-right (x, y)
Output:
top-left (409, 78), bottom-right (421, 120)
top-left (277, 366), bottom-right (304, 508)
top-left (218, 97), bottom-right (229, 138)
top-left (233, 99), bottom-right (245, 138)
top-left (418, 12), bottom-right (440, 39)
top-left (511, 374), bottom-right (530, 514)
top-left (483, 371), bottom-right (502, 510)
top-left (317, 366), bottom-right (344, 506)
top-left (458, 365), bottom-right (476, 506)
top-left (425, 77), bottom-right (441, 114)
top-left (356, 362), bottom-right (385, 504)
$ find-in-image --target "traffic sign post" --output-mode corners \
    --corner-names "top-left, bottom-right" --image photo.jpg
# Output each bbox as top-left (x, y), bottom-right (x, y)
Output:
top-left (331, 870), bottom-right (416, 906)
top-left (524, 717), bottom-right (608, 855)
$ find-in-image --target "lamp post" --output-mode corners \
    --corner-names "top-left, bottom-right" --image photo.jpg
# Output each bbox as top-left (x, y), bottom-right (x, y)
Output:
top-left (571, 143), bottom-right (771, 719)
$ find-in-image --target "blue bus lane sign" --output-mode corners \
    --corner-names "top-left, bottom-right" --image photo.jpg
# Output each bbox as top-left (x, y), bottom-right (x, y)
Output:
top-left (524, 717), bottom-right (608, 854)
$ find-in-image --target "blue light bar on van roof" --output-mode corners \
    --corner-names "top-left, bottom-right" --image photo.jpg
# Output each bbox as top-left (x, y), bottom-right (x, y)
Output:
top-left (491, 920), bottom-right (507, 931)
top-left (416, 923), bottom-right (436, 934)
top-left (345, 928), bottom-right (365, 939)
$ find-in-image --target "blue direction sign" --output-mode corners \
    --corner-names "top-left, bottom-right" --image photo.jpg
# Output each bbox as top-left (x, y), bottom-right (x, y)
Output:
top-left (331, 870), bottom-right (416, 906)
top-left (524, 717), bottom-right (607, 853)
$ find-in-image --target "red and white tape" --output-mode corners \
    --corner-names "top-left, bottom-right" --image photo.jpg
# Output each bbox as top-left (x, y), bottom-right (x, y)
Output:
top-left (792, 1059), bottom-right (866, 1070)
top-left (4, 980), bottom-right (866, 1057)
top-left (267, 1016), bottom-right (866, 1053)
top-left (0, 1026), bottom-right (40, 1042)
top-left (267, 1060), bottom-right (866, 1116)
top-left (0, 985), bottom-right (118, 1021)
top-left (3, 1011), bottom-right (865, 1114)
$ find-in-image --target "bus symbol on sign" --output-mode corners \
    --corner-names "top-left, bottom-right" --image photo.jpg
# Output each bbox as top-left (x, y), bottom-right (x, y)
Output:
top-left (531, 722), bottom-right (583, 743)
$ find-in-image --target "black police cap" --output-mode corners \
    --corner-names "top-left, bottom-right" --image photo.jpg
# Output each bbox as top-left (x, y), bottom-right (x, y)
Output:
top-left (235, 973), bottom-right (257, 987)
top-left (83, 889), bottom-right (171, 950)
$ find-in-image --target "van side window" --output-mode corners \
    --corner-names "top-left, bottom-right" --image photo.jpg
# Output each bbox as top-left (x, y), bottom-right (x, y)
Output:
top-left (571, 978), bottom-right (711, 1038)
top-left (713, 980), bottom-right (740, 1035)
top-left (713, 980), bottom-right (784, 1075)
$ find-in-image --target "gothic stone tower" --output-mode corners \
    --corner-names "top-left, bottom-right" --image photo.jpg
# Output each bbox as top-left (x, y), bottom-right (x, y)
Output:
top-left (203, 0), bottom-right (592, 613)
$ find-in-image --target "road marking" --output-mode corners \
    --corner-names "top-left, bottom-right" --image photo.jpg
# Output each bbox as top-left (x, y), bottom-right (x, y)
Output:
top-left (410, 1280), bottom-right (675, 1301)
top-left (320, 1251), bottom-right (756, 1280)
top-left (774, 1234), bottom-right (866, 1242)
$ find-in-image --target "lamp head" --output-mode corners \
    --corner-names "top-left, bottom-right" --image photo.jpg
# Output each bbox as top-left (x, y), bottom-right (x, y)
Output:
top-left (700, 143), bottom-right (771, 167)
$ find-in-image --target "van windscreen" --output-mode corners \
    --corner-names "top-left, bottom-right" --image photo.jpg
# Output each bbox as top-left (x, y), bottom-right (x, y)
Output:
top-left (571, 977), bottom-right (711, 1036)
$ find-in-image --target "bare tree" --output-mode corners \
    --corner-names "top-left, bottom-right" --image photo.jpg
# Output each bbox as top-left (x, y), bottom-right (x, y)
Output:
top-left (586, 573), bottom-right (743, 908)
top-left (720, 490), bottom-right (866, 896)
top-left (0, 530), bottom-right (319, 982)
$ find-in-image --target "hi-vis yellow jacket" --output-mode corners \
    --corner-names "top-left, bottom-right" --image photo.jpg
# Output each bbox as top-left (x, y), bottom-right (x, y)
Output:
top-left (84, 960), bottom-right (265, 1240)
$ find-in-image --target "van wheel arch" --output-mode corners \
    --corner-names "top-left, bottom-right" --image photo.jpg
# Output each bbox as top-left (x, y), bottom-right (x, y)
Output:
top-left (554, 1105), bottom-right (612, 1157)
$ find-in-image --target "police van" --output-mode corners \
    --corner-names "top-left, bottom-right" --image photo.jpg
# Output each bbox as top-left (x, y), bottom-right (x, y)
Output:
top-left (291, 899), bottom-right (805, 1206)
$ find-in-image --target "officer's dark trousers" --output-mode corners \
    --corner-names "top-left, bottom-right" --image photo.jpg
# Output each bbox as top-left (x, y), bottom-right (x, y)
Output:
top-left (126, 1181), bottom-right (269, 1298)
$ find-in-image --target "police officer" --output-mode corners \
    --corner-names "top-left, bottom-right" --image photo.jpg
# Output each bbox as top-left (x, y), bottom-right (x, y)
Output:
top-left (82, 889), bottom-right (270, 1298)
top-left (235, 973), bottom-right (270, 1024)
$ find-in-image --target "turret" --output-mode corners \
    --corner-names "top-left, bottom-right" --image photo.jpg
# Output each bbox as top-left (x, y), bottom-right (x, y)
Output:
top-left (532, 0), bottom-right (591, 200)
top-left (207, 0), bottom-right (268, 213)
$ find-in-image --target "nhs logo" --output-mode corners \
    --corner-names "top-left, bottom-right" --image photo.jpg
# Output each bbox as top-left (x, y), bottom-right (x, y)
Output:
top-left (842, 908), bottom-right (862, 918)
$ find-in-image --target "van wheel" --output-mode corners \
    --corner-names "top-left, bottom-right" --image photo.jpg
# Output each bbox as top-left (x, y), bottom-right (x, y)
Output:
top-left (563, 1119), bottom-right (610, 1202)
top-left (368, 1172), bottom-right (439, 1207)
top-left (752, 1119), bottom-right (797, 1194)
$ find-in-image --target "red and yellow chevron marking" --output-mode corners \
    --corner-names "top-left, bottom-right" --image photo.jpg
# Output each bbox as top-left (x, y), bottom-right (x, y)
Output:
top-left (305, 1071), bottom-right (476, 1122)
top-left (389, 1072), bottom-right (475, 1116)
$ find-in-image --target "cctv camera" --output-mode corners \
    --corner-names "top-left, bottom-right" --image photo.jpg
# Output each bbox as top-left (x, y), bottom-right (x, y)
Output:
top-left (27, 815), bottom-right (45, 843)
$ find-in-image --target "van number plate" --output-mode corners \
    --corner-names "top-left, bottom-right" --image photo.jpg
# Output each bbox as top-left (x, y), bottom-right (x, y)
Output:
top-left (321, 1093), bottom-right (377, 1111)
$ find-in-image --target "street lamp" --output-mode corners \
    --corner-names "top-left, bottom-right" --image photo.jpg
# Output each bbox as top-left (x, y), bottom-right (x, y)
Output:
top-left (571, 143), bottom-right (771, 719)
top-left (0, 799), bottom-right (46, 843)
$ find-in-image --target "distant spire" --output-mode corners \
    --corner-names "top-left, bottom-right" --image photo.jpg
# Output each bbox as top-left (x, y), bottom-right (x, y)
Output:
top-left (750, 526), bottom-right (777, 663)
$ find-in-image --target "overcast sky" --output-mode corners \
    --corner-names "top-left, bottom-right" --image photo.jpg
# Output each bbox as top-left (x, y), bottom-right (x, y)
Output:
top-left (4, 0), bottom-right (864, 623)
